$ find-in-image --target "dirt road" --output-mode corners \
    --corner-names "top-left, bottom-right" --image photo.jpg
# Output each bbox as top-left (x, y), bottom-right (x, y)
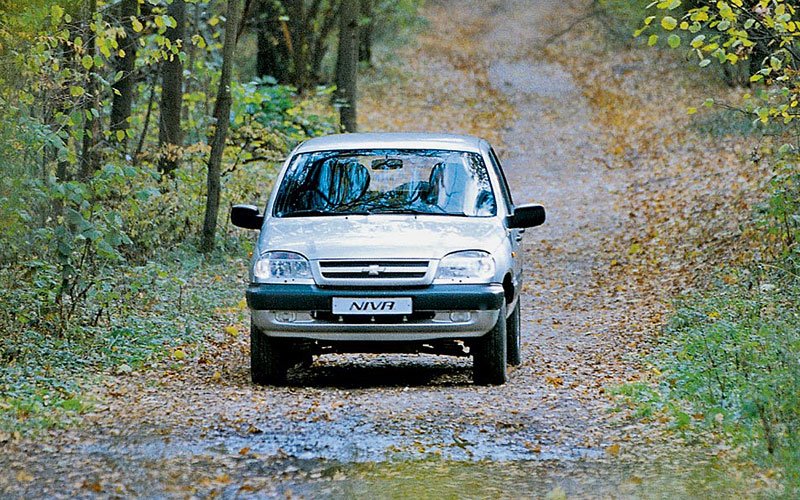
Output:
top-left (1, 1), bottom-right (736, 497)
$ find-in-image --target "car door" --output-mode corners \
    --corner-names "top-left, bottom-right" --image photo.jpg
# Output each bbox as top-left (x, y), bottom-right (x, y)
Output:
top-left (488, 148), bottom-right (523, 298)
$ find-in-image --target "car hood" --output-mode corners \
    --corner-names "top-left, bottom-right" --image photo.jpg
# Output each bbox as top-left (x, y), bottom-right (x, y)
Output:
top-left (258, 215), bottom-right (506, 260)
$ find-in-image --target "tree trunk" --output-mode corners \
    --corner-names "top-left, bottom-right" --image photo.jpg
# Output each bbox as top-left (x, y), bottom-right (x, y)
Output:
top-left (285, 0), bottom-right (310, 91)
top-left (256, 1), bottom-right (279, 79)
top-left (358, 0), bottom-right (372, 65)
top-left (158, 0), bottom-right (186, 176)
top-left (336, 0), bottom-right (359, 132)
top-left (110, 0), bottom-right (139, 149)
top-left (201, 0), bottom-right (243, 254)
top-left (310, 1), bottom-right (338, 81)
top-left (79, 0), bottom-right (100, 181)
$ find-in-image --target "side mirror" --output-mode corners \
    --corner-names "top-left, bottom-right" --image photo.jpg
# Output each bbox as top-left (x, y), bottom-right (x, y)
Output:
top-left (507, 204), bottom-right (545, 229)
top-left (231, 204), bottom-right (264, 230)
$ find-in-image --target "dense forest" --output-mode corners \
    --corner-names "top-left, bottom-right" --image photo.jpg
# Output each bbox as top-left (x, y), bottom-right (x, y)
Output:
top-left (1, 0), bottom-right (799, 496)
top-left (0, 0), bottom-right (421, 427)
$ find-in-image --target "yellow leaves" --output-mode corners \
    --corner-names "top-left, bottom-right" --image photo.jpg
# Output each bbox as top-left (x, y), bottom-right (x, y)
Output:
top-left (687, 107), bottom-right (698, 115)
top-left (16, 470), bottom-right (34, 483)
top-left (545, 375), bottom-right (564, 388)
top-left (605, 443), bottom-right (621, 456)
top-left (708, 311), bottom-right (721, 320)
top-left (628, 243), bottom-right (642, 256)
top-left (661, 16), bottom-right (678, 30)
top-left (191, 34), bottom-right (207, 49)
top-left (131, 17), bottom-right (143, 33)
top-left (171, 349), bottom-right (187, 361)
top-left (211, 371), bottom-right (222, 382)
top-left (224, 325), bottom-right (238, 337)
top-left (691, 10), bottom-right (710, 22)
top-left (722, 274), bottom-right (738, 284)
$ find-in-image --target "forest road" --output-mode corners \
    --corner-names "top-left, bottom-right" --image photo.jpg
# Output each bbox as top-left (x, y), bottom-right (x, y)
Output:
top-left (1, 1), bottom-right (692, 497)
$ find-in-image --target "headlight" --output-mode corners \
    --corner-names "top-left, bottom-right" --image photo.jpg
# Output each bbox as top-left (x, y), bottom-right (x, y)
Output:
top-left (435, 250), bottom-right (495, 284)
top-left (253, 251), bottom-right (313, 283)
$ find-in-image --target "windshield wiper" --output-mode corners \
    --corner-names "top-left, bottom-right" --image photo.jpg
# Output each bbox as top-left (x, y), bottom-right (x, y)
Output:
top-left (282, 209), bottom-right (371, 217)
top-left (367, 207), bottom-right (438, 215)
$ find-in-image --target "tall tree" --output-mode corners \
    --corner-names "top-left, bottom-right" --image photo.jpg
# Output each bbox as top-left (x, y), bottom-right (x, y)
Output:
top-left (284, 0), bottom-right (310, 91)
top-left (158, 0), bottom-right (186, 175)
top-left (358, 0), bottom-right (372, 65)
top-left (79, 0), bottom-right (101, 180)
top-left (255, 0), bottom-right (289, 80)
top-left (336, 0), bottom-right (358, 132)
top-left (201, 0), bottom-right (244, 254)
top-left (110, 0), bottom-right (139, 149)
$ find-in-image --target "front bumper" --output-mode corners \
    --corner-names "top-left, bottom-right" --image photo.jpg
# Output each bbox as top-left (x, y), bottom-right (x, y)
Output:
top-left (247, 283), bottom-right (504, 341)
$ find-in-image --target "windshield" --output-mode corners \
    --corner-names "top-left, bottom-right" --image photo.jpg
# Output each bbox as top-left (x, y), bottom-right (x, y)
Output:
top-left (273, 149), bottom-right (497, 218)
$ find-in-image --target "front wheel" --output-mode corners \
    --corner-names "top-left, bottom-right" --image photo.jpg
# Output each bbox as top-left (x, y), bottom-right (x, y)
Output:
top-left (506, 301), bottom-right (522, 366)
top-left (250, 320), bottom-right (288, 385)
top-left (473, 303), bottom-right (508, 385)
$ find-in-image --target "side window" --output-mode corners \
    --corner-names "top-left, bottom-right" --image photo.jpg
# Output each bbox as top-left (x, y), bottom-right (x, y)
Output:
top-left (488, 148), bottom-right (514, 214)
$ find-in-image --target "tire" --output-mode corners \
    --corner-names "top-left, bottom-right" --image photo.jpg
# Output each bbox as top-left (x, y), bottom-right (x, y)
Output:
top-left (250, 320), bottom-right (288, 385)
top-left (473, 303), bottom-right (508, 385)
top-left (506, 300), bottom-right (522, 366)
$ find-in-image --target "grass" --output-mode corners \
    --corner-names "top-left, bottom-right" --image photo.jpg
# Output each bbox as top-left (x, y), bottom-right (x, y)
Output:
top-left (0, 247), bottom-right (246, 433)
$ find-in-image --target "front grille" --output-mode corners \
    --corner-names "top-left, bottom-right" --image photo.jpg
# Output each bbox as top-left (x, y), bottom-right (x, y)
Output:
top-left (311, 310), bottom-right (436, 324)
top-left (318, 260), bottom-right (430, 281)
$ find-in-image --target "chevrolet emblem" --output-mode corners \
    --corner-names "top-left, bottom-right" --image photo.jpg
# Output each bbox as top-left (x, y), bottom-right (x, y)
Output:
top-left (366, 265), bottom-right (383, 276)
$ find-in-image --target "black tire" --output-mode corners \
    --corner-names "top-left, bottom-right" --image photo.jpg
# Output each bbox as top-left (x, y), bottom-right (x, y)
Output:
top-left (506, 300), bottom-right (522, 366)
top-left (473, 303), bottom-right (508, 385)
top-left (250, 321), bottom-right (288, 385)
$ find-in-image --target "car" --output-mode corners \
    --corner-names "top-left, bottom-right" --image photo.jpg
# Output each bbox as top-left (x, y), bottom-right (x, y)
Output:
top-left (231, 132), bottom-right (545, 386)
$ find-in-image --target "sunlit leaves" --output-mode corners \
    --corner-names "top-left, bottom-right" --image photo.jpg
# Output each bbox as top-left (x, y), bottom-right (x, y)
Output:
top-left (636, 0), bottom-right (800, 130)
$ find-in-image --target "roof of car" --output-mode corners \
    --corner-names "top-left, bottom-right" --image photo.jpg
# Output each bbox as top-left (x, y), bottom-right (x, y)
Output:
top-left (293, 133), bottom-right (489, 154)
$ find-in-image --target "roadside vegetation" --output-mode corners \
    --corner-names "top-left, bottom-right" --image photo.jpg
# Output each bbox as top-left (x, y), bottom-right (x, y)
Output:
top-left (593, 0), bottom-right (800, 493)
top-left (0, 0), bottom-right (422, 435)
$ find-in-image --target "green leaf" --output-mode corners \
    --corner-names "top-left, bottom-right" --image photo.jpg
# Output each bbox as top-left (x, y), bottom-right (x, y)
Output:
top-left (661, 16), bottom-right (678, 30)
top-left (699, 58), bottom-right (711, 67)
top-left (81, 55), bottom-right (93, 70)
top-left (686, 107), bottom-right (697, 115)
top-left (750, 73), bottom-right (764, 83)
top-left (668, 34), bottom-right (681, 48)
top-left (648, 34), bottom-right (659, 46)
top-left (51, 5), bottom-right (64, 24)
top-left (690, 34), bottom-right (705, 48)
top-left (131, 17), bottom-right (144, 33)
top-left (70, 86), bottom-right (85, 97)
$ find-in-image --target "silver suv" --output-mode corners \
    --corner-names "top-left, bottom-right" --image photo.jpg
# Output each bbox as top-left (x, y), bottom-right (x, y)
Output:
top-left (231, 133), bottom-right (545, 385)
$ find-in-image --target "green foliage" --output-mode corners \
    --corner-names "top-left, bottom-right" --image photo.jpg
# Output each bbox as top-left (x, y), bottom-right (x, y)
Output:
top-left (625, 167), bottom-right (800, 491)
top-left (0, 0), bottom-right (341, 434)
top-left (638, 0), bottom-right (800, 140)
top-left (0, 252), bottom-right (244, 432)
top-left (595, 0), bottom-right (657, 45)
top-left (231, 78), bottom-right (338, 158)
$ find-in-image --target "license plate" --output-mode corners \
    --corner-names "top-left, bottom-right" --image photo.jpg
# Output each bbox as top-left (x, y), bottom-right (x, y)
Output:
top-left (332, 297), bottom-right (412, 315)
